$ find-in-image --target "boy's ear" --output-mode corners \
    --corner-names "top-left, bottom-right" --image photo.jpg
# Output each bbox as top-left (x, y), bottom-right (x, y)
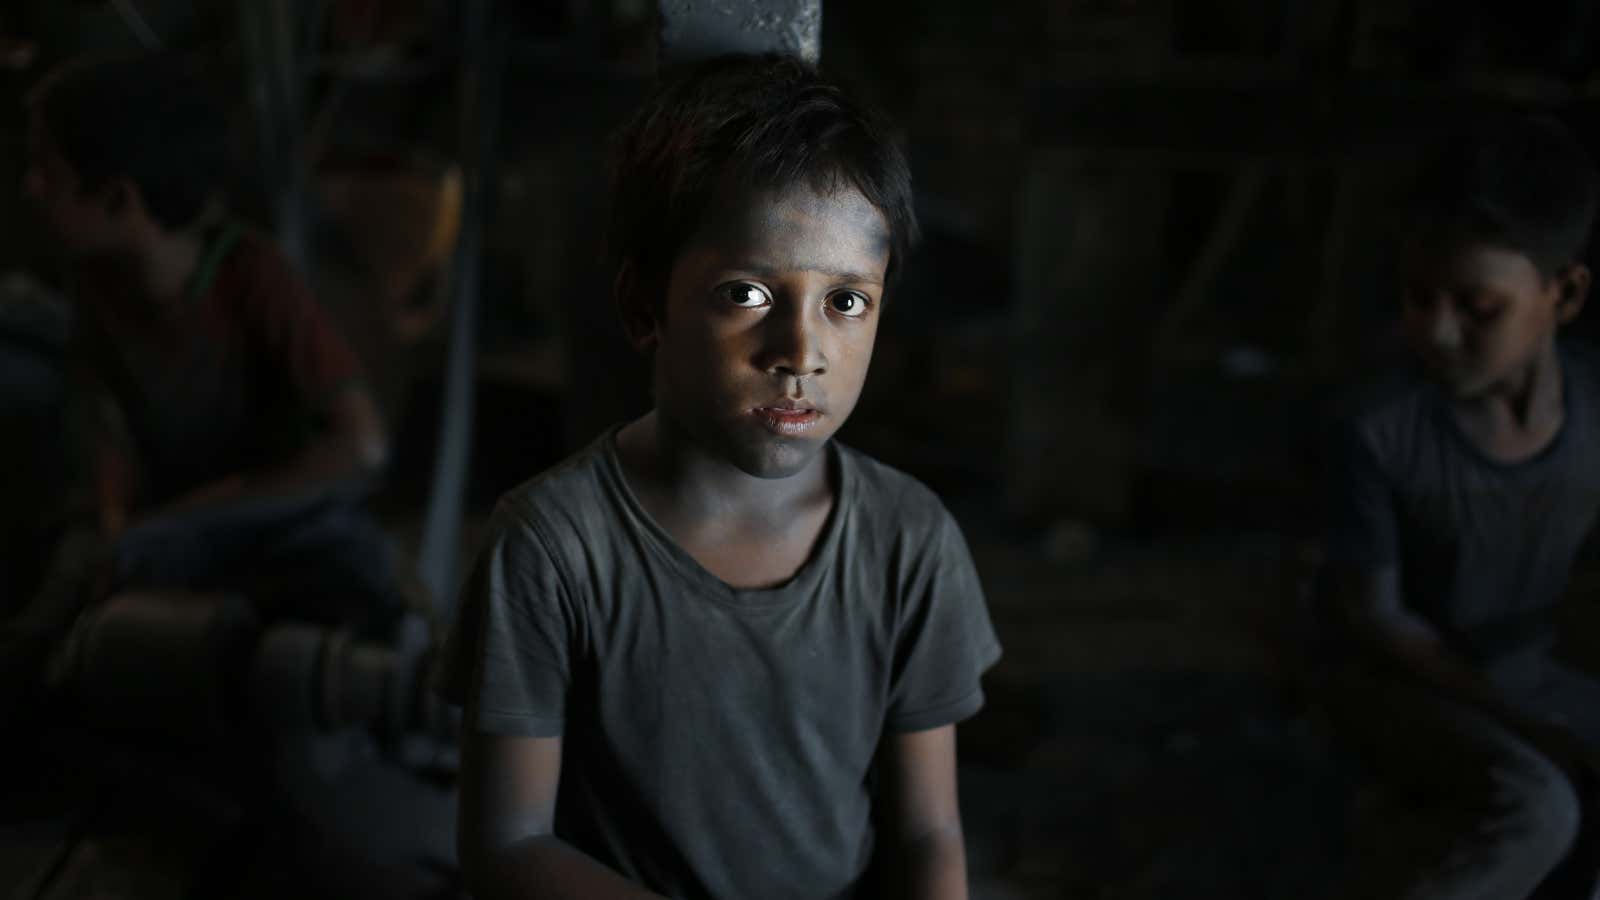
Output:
top-left (615, 260), bottom-right (660, 353)
top-left (1557, 263), bottom-right (1591, 325)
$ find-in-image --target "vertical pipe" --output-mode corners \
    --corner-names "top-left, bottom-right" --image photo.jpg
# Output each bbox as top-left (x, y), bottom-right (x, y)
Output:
top-left (267, 0), bottom-right (310, 272)
top-left (417, 0), bottom-right (502, 614)
top-left (238, 0), bottom-right (310, 272)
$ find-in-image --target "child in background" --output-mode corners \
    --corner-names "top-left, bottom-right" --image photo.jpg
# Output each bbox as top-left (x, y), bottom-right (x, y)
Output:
top-left (1324, 116), bottom-right (1600, 898)
top-left (19, 52), bottom-right (397, 632)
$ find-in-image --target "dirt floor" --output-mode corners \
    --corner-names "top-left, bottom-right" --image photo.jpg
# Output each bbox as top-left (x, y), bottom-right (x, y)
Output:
top-left (956, 530), bottom-right (1358, 900)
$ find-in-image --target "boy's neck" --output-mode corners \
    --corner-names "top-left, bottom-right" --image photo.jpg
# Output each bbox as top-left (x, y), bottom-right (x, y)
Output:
top-left (1449, 338), bottom-right (1565, 461)
top-left (84, 226), bottom-right (206, 315)
top-left (615, 410), bottom-right (833, 534)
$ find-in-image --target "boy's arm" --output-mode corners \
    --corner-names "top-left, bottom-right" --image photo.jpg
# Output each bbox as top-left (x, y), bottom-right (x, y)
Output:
top-left (133, 381), bottom-right (389, 526)
top-left (232, 377), bottom-right (389, 493)
top-left (80, 387), bottom-right (136, 537)
top-left (459, 732), bottom-right (665, 900)
top-left (875, 725), bottom-right (969, 900)
top-left (1330, 567), bottom-right (1581, 759)
top-left (1332, 567), bottom-right (1502, 706)
top-left (1321, 420), bottom-right (1593, 768)
top-left (128, 234), bottom-right (388, 529)
top-left (1322, 423), bottom-right (1513, 716)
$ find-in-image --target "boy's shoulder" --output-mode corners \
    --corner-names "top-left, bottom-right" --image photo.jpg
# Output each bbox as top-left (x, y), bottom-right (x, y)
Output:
top-left (493, 432), bottom-right (619, 539)
top-left (835, 442), bottom-right (959, 540)
top-left (1328, 365), bottom-right (1436, 458)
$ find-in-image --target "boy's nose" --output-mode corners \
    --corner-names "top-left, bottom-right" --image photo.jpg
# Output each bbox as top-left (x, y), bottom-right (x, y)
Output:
top-left (1426, 305), bottom-right (1463, 352)
top-left (762, 305), bottom-right (828, 377)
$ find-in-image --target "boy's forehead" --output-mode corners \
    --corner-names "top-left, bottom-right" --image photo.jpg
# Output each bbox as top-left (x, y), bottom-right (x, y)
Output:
top-left (684, 182), bottom-right (891, 280)
top-left (1405, 236), bottom-right (1543, 286)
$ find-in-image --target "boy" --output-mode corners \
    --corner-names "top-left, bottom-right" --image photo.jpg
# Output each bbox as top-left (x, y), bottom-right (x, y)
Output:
top-left (1324, 116), bottom-right (1600, 897)
top-left (437, 55), bottom-right (1002, 899)
top-left (18, 53), bottom-right (395, 630)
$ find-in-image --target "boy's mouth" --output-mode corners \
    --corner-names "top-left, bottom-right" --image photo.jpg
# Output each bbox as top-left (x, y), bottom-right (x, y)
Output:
top-left (1420, 350), bottom-right (1472, 382)
top-left (750, 401), bottom-right (823, 437)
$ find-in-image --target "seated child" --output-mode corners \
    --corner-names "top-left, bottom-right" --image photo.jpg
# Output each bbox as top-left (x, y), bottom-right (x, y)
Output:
top-left (1323, 115), bottom-right (1600, 898)
top-left (19, 53), bottom-right (397, 632)
top-left (437, 54), bottom-right (1003, 899)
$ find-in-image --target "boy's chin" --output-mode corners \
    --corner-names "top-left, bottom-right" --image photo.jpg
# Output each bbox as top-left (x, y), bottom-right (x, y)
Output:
top-left (725, 433), bottom-right (829, 480)
top-left (1425, 366), bottom-right (1502, 400)
top-left (1429, 372), bottom-right (1487, 399)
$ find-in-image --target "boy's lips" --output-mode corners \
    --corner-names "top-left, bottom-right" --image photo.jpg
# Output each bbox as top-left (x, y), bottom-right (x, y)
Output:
top-left (1420, 351), bottom-right (1471, 381)
top-left (749, 401), bottom-right (823, 436)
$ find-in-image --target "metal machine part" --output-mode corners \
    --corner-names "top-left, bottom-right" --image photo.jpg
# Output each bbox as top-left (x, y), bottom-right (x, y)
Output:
top-left (48, 592), bottom-right (456, 751)
top-left (47, 591), bottom-right (260, 741)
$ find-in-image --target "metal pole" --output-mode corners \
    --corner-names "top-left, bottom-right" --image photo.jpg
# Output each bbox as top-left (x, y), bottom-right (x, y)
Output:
top-left (417, 0), bottom-right (502, 614)
top-left (238, 0), bottom-right (311, 273)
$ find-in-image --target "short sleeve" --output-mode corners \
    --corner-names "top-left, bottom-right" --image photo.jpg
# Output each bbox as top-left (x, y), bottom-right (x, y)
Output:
top-left (886, 511), bottom-right (1003, 733)
top-left (234, 235), bottom-right (364, 404)
top-left (1324, 422), bottom-right (1400, 570)
top-left (433, 503), bottom-right (578, 737)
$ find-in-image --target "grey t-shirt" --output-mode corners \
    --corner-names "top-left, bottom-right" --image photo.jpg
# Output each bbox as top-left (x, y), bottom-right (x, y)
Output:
top-left (436, 430), bottom-right (1002, 900)
top-left (1326, 342), bottom-right (1600, 664)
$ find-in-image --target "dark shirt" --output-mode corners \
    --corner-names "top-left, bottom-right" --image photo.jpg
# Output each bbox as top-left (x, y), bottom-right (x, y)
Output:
top-left (72, 223), bottom-right (362, 508)
top-left (1326, 342), bottom-right (1600, 664)
top-left (436, 431), bottom-right (1002, 900)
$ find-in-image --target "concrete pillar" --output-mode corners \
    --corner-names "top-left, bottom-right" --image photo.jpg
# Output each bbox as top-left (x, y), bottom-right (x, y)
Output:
top-left (657, 0), bottom-right (821, 66)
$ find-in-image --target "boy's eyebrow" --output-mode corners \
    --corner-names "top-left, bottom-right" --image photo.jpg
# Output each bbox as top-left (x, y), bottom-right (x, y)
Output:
top-left (725, 263), bottom-right (885, 285)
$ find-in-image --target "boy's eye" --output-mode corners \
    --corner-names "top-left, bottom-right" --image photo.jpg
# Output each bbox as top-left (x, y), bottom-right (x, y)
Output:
top-left (722, 283), bottom-right (770, 308)
top-left (1455, 292), bottom-right (1503, 323)
top-left (828, 291), bottom-right (870, 318)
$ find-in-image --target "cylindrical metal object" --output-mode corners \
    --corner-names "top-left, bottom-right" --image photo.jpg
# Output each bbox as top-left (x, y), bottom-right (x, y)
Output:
top-left (253, 625), bottom-right (399, 735)
top-left (249, 622), bottom-right (326, 732)
top-left (47, 593), bottom-right (456, 754)
top-left (337, 639), bottom-right (392, 730)
top-left (54, 591), bottom-right (259, 741)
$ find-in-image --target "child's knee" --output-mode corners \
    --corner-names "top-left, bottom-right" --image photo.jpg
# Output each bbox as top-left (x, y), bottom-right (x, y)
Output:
top-left (1495, 751), bottom-right (1582, 866)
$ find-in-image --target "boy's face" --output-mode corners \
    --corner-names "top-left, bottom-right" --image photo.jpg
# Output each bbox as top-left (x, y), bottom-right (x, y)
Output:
top-left (640, 182), bottom-right (891, 479)
top-left (1401, 238), bottom-right (1585, 397)
top-left (22, 116), bottom-right (126, 258)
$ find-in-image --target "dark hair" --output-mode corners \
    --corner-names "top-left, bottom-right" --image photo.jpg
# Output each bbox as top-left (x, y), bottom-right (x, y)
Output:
top-left (607, 53), bottom-right (918, 300)
top-left (28, 53), bottom-right (229, 231)
top-left (1410, 115), bottom-right (1599, 275)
